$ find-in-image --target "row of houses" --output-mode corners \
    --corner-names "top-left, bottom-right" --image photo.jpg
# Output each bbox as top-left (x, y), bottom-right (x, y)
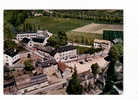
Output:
top-left (4, 38), bottom-right (111, 67)
top-left (4, 30), bottom-right (53, 67)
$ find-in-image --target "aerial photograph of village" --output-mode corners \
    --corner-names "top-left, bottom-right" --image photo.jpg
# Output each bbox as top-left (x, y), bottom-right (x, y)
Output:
top-left (4, 10), bottom-right (123, 95)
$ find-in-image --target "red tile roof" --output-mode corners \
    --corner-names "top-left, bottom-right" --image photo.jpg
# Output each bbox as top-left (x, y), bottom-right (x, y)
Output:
top-left (58, 61), bottom-right (68, 72)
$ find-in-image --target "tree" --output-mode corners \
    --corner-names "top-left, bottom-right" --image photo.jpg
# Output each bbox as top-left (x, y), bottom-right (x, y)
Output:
top-left (109, 43), bottom-right (123, 62)
top-left (24, 60), bottom-right (34, 71)
top-left (57, 31), bottom-right (67, 45)
top-left (4, 40), bottom-right (17, 56)
top-left (4, 21), bottom-right (15, 40)
top-left (66, 68), bottom-right (83, 94)
top-left (4, 40), bottom-right (16, 50)
top-left (91, 63), bottom-right (100, 80)
top-left (91, 63), bottom-right (99, 76)
top-left (102, 43), bottom-right (123, 94)
top-left (91, 63), bottom-right (100, 90)
top-left (47, 31), bottom-right (67, 48)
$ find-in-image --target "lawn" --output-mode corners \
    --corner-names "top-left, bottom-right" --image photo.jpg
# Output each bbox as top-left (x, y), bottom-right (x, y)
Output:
top-left (25, 16), bottom-right (92, 33)
top-left (75, 46), bottom-right (102, 55)
top-left (75, 46), bottom-right (90, 54)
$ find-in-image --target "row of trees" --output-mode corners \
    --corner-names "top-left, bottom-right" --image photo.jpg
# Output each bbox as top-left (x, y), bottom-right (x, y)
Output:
top-left (45, 10), bottom-right (123, 24)
top-left (17, 23), bottom-right (40, 33)
top-left (4, 10), bottom-right (32, 40)
top-left (4, 10), bottom-right (32, 27)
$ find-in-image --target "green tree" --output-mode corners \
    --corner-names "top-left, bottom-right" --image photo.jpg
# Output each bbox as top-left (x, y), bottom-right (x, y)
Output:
top-left (47, 31), bottom-right (67, 48)
top-left (91, 63), bottom-right (100, 90)
top-left (102, 43), bottom-right (123, 94)
top-left (66, 68), bottom-right (83, 94)
top-left (91, 63), bottom-right (99, 77)
top-left (24, 60), bottom-right (34, 71)
top-left (4, 40), bottom-right (16, 52)
top-left (4, 21), bottom-right (15, 40)
top-left (109, 43), bottom-right (123, 62)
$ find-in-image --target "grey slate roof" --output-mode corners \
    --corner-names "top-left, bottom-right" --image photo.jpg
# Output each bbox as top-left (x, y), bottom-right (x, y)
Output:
top-left (35, 59), bottom-right (57, 68)
top-left (22, 38), bottom-right (30, 44)
top-left (51, 45), bottom-right (76, 56)
top-left (32, 37), bottom-right (45, 43)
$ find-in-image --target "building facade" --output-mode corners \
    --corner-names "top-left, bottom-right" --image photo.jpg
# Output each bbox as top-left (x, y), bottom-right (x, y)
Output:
top-left (94, 39), bottom-right (110, 49)
top-left (51, 45), bottom-right (77, 62)
top-left (16, 30), bottom-right (52, 41)
top-left (4, 52), bottom-right (32, 67)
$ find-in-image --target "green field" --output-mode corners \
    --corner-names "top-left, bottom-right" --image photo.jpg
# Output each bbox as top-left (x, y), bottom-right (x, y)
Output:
top-left (75, 46), bottom-right (90, 54)
top-left (25, 16), bottom-right (92, 33)
top-left (75, 46), bottom-right (102, 55)
top-left (25, 16), bottom-right (103, 45)
top-left (66, 31), bottom-right (103, 45)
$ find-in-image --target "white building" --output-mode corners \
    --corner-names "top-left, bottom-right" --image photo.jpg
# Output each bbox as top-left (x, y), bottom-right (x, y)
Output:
top-left (94, 39), bottom-right (110, 49)
top-left (34, 13), bottom-right (43, 16)
top-left (51, 45), bottom-right (77, 62)
top-left (4, 51), bottom-right (32, 67)
top-left (16, 30), bottom-right (52, 41)
top-left (27, 38), bottom-right (48, 48)
top-left (16, 33), bottom-right (38, 41)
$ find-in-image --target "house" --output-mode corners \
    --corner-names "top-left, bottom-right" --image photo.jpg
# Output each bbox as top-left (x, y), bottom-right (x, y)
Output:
top-left (15, 74), bottom-right (48, 94)
top-left (51, 45), bottom-right (77, 62)
top-left (16, 32), bottom-right (39, 41)
top-left (94, 39), bottom-right (110, 49)
top-left (112, 38), bottom-right (123, 44)
top-left (57, 61), bottom-right (71, 79)
top-left (34, 13), bottom-right (43, 16)
top-left (27, 37), bottom-right (48, 47)
top-left (4, 50), bottom-right (32, 67)
top-left (35, 56), bottom-right (57, 76)
top-left (33, 45), bottom-right (55, 54)
top-left (16, 30), bottom-right (52, 41)
top-left (18, 30), bottom-right (53, 47)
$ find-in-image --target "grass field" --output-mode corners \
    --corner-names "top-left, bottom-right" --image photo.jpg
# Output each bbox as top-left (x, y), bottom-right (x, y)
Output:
top-left (72, 23), bottom-right (123, 34)
top-left (66, 31), bottom-right (103, 45)
top-left (25, 16), bottom-right (92, 33)
top-left (75, 46), bottom-right (90, 54)
top-left (25, 16), bottom-right (122, 45)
